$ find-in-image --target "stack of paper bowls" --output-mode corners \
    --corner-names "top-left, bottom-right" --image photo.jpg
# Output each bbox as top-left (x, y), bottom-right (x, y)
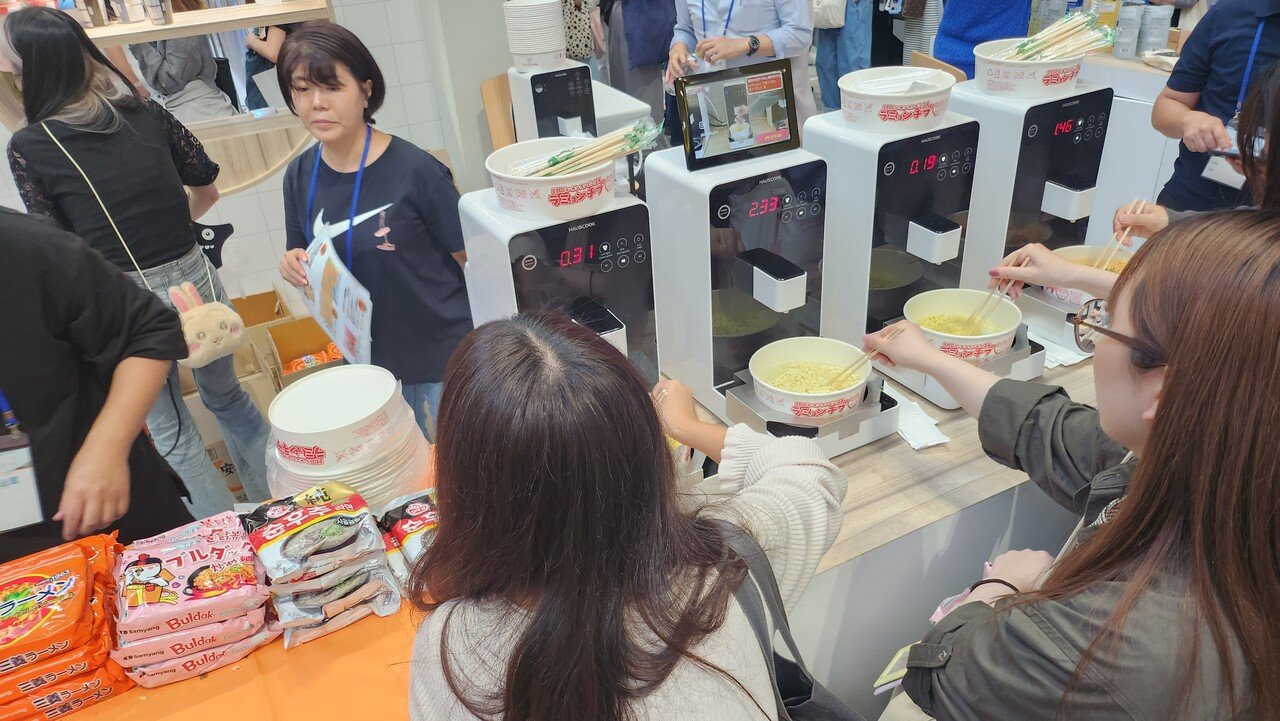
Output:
top-left (266, 365), bottom-right (432, 512)
top-left (505, 0), bottom-right (568, 73)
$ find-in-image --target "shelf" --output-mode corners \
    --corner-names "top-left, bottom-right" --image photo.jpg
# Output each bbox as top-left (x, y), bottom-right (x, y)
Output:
top-left (85, 0), bottom-right (330, 46)
top-left (186, 108), bottom-right (305, 141)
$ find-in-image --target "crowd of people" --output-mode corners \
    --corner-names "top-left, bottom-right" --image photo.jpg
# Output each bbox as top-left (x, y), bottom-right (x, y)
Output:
top-left (0, 1), bottom-right (1278, 720)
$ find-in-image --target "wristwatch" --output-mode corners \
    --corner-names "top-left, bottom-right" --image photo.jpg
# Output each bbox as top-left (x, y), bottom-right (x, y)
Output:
top-left (747, 35), bottom-right (761, 56)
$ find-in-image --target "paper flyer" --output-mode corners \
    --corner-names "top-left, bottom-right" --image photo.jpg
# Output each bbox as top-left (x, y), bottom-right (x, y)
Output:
top-left (301, 223), bottom-right (375, 366)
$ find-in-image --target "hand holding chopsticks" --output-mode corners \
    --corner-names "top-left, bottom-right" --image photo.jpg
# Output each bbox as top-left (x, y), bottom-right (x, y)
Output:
top-left (964, 257), bottom-right (1031, 334)
top-left (828, 326), bottom-right (903, 390)
top-left (1094, 198), bottom-right (1146, 270)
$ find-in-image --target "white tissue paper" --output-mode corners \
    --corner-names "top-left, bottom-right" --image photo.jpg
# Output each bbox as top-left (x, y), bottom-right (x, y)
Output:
top-left (1027, 331), bottom-right (1091, 369)
top-left (883, 384), bottom-right (949, 450)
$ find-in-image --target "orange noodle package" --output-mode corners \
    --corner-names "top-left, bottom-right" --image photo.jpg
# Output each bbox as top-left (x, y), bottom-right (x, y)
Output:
top-left (0, 537), bottom-right (118, 680)
top-left (0, 663), bottom-right (130, 721)
top-left (241, 484), bottom-right (385, 585)
top-left (110, 606), bottom-right (267, 668)
top-left (115, 518), bottom-right (267, 642)
top-left (124, 624), bottom-right (279, 689)
top-left (0, 575), bottom-right (114, 705)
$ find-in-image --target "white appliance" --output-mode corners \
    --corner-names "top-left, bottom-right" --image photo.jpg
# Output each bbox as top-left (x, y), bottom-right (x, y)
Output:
top-left (509, 62), bottom-right (651, 142)
top-left (804, 109), bottom-right (1047, 409)
top-left (950, 79), bottom-right (1115, 349)
top-left (646, 146), bottom-right (900, 457)
top-left (460, 192), bottom-right (659, 382)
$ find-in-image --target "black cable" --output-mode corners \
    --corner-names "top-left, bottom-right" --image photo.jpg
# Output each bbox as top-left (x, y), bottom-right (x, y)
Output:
top-left (161, 377), bottom-right (183, 458)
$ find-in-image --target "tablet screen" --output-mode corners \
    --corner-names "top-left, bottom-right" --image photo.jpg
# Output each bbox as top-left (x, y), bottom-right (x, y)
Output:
top-left (676, 60), bottom-right (800, 172)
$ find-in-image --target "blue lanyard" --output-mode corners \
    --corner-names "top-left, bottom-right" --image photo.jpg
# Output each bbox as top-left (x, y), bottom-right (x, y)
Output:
top-left (305, 124), bottom-right (373, 269)
top-left (700, 0), bottom-right (736, 37)
top-left (1236, 20), bottom-right (1267, 112)
top-left (0, 387), bottom-right (17, 433)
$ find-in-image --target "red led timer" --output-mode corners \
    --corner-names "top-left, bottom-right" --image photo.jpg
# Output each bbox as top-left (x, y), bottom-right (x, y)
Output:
top-left (558, 244), bottom-right (597, 267)
top-left (747, 195), bottom-right (782, 217)
top-left (1054, 119), bottom-right (1074, 136)
top-left (908, 154), bottom-right (938, 175)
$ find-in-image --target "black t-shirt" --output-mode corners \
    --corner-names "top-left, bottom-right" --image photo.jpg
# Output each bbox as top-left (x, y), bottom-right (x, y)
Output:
top-left (284, 136), bottom-right (472, 384)
top-left (6, 99), bottom-right (220, 271)
top-left (0, 209), bottom-right (193, 562)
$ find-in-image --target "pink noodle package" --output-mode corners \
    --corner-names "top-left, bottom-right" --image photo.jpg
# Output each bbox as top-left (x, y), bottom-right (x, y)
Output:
top-left (124, 624), bottom-right (281, 688)
top-left (110, 606), bottom-right (267, 668)
top-left (115, 519), bottom-right (269, 641)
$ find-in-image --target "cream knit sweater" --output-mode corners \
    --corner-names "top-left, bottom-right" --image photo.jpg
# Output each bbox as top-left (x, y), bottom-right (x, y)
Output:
top-left (408, 425), bottom-right (847, 720)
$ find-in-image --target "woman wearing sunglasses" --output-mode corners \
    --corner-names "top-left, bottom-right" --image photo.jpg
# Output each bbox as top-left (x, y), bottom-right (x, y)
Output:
top-left (863, 211), bottom-right (1279, 719)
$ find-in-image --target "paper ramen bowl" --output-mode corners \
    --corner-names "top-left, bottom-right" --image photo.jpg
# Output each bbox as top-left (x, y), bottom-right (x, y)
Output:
top-left (1036, 245), bottom-right (1134, 309)
top-left (486, 137), bottom-right (615, 221)
top-left (973, 38), bottom-right (1084, 99)
top-left (512, 49), bottom-right (566, 73)
top-left (904, 289), bottom-right (1022, 362)
top-left (268, 364), bottom-right (402, 471)
top-left (748, 337), bottom-right (870, 420)
top-left (838, 67), bottom-right (955, 134)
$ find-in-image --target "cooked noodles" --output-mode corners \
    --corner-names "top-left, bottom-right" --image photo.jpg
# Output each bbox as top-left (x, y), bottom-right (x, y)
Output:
top-left (769, 361), bottom-right (859, 394)
top-left (1071, 257), bottom-right (1127, 274)
top-left (919, 314), bottom-right (997, 336)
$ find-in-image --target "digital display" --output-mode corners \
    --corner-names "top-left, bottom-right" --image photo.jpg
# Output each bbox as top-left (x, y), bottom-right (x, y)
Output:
top-left (558, 244), bottom-right (597, 267)
top-left (747, 195), bottom-right (782, 217)
top-left (908, 154), bottom-right (938, 175)
top-left (1054, 119), bottom-right (1074, 136)
top-left (683, 70), bottom-right (792, 162)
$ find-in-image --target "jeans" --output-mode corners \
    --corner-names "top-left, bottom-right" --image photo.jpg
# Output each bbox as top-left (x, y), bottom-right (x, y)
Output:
top-left (126, 245), bottom-right (272, 517)
top-left (817, 0), bottom-right (873, 111)
top-left (401, 382), bottom-right (443, 442)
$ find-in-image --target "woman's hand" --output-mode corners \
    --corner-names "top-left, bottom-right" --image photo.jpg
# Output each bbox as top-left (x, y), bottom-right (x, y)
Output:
top-left (665, 42), bottom-right (694, 84)
top-left (1113, 202), bottom-right (1169, 239)
top-left (1179, 110), bottom-right (1232, 154)
top-left (696, 36), bottom-right (750, 65)
top-left (653, 379), bottom-right (699, 441)
top-left (988, 243), bottom-right (1083, 299)
top-left (862, 322), bottom-right (945, 375)
top-left (988, 549), bottom-right (1056, 592)
top-left (280, 248), bottom-right (310, 287)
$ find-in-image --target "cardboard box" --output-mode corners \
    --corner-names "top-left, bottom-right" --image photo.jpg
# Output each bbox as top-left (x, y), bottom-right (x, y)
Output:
top-left (206, 440), bottom-right (247, 503)
top-left (1168, 28), bottom-right (1189, 54)
top-left (266, 316), bottom-right (343, 387)
top-left (177, 343), bottom-right (263, 395)
top-left (230, 288), bottom-right (293, 329)
top-left (179, 372), bottom-right (277, 449)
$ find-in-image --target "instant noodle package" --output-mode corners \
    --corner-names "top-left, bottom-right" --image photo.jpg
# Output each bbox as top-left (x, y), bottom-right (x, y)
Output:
top-left (242, 484), bottom-right (401, 649)
top-left (377, 490), bottom-right (439, 590)
top-left (0, 536), bottom-right (131, 720)
top-left (112, 513), bottom-right (276, 687)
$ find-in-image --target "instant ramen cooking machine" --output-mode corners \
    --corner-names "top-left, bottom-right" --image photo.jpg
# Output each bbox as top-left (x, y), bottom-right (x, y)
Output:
top-left (949, 79), bottom-right (1115, 349)
top-left (645, 146), bottom-right (899, 459)
top-left (803, 109), bottom-right (1046, 410)
top-left (509, 61), bottom-right (650, 142)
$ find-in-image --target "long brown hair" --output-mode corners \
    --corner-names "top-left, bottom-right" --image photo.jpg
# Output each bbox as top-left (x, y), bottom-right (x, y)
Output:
top-left (1026, 211), bottom-right (1280, 717)
top-left (409, 313), bottom-right (751, 721)
top-left (1238, 59), bottom-right (1280, 209)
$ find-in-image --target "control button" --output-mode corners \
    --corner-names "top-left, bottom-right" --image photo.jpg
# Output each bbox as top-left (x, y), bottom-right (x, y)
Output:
top-left (617, 255), bottom-right (630, 268)
top-left (1027, 125), bottom-right (1038, 138)
top-left (1084, 130), bottom-right (1093, 141)
top-left (782, 211), bottom-right (793, 223)
top-left (1088, 115), bottom-right (1095, 124)
top-left (798, 191), bottom-right (807, 202)
top-left (521, 255), bottom-right (538, 271)
top-left (962, 162), bottom-right (972, 174)
top-left (601, 260), bottom-right (613, 272)
top-left (600, 242), bottom-right (611, 253)
top-left (883, 162), bottom-right (896, 176)
top-left (618, 238), bottom-right (629, 249)
top-left (1077, 117), bottom-right (1085, 126)
top-left (812, 187), bottom-right (822, 197)
top-left (796, 207), bottom-right (807, 220)
top-left (784, 195), bottom-right (794, 206)
top-left (635, 250), bottom-right (647, 263)
top-left (940, 154), bottom-right (948, 164)
top-left (634, 234), bottom-right (644, 246)
top-left (811, 203), bottom-right (821, 216)
top-left (1099, 112), bottom-right (1107, 122)
top-left (937, 170), bottom-right (947, 181)
top-left (965, 146), bottom-right (973, 156)
top-left (950, 166), bottom-right (959, 177)
top-left (1073, 133), bottom-right (1082, 144)
top-left (717, 204), bottom-right (731, 220)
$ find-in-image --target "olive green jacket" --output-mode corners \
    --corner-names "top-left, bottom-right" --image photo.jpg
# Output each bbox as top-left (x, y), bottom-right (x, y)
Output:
top-left (903, 380), bottom-right (1253, 721)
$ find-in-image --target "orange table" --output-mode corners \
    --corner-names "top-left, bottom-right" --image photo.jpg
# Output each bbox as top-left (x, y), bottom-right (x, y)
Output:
top-left (82, 609), bottom-right (422, 720)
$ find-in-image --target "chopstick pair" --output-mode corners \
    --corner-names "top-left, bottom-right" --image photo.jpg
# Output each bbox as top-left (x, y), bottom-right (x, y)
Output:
top-left (1094, 198), bottom-right (1146, 270)
top-left (963, 257), bottom-right (1031, 334)
top-left (827, 326), bottom-right (904, 391)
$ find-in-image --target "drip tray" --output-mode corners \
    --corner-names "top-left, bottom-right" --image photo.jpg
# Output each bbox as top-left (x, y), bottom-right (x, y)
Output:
top-left (725, 373), bottom-right (897, 440)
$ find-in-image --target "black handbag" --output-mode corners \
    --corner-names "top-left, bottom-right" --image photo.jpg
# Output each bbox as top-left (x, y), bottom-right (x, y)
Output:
top-left (719, 522), bottom-right (867, 721)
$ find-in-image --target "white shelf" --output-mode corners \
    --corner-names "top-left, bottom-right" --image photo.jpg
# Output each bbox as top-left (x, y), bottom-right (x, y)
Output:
top-left (85, 0), bottom-right (330, 46)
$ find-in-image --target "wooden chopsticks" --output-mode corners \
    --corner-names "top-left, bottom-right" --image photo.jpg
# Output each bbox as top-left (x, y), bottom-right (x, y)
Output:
top-left (827, 326), bottom-right (904, 390)
top-left (962, 257), bottom-right (1030, 334)
top-left (1094, 198), bottom-right (1145, 270)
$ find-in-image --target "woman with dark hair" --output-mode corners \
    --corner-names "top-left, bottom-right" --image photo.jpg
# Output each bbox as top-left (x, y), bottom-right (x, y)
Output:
top-left (275, 21), bottom-right (471, 439)
top-left (408, 313), bottom-right (847, 721)
top-left (866, 211), bottom-right (1280, 719)
top-left (0, 6), bottom-right (271, 518)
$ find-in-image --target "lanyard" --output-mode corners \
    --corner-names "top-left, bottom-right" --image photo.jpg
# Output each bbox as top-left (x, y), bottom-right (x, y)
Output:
top-left (700, 0), bottom-right (736, 37)
top-left (1236, 20), bottom-right (1267, 112)
top-left (305, 124), bottom-right (373, 269)
top-left (0, 388), bottom-right (17, 433)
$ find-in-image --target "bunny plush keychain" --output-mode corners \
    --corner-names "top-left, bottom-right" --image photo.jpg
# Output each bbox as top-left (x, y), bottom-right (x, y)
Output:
top-left (168, 280), bottom-right (245, 368)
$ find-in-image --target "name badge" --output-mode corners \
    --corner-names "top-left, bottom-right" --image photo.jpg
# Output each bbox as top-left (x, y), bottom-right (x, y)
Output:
top-left (0, 432), bottom-right (44, 533)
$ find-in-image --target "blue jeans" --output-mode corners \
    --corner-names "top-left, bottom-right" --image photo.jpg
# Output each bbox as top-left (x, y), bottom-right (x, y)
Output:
top-left (401, 382), bottom-right (443, 442)
top-left (127, 245), bottom-right (272, 518)
top-left (817, 0), bottom-right (873, 111)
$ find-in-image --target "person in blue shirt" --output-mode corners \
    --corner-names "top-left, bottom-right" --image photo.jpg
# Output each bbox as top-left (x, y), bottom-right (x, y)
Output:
top-left (816, 0), bottom-right (872, 112)
top-left (1153, 0), bottom-right (1280, 212)
top-left (665, 0), bottom-right (818, 128)
top-left (933, 0), bottom-right (1031, 79)
top-left (275, 22), bottom-right (471, 439)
